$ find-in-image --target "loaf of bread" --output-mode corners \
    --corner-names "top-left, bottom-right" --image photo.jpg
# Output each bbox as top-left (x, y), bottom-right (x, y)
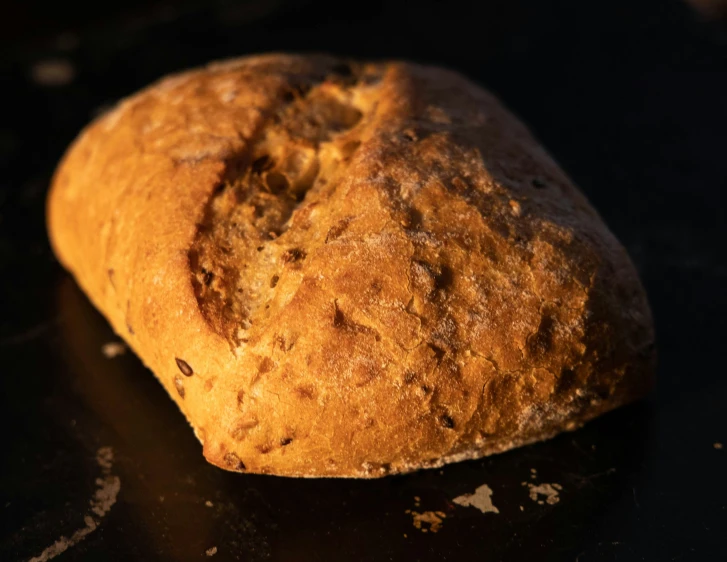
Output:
top-left (47, 54), bottom-right (655, 477)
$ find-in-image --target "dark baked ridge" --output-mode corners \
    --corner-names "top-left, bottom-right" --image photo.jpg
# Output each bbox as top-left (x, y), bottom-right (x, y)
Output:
top-left (48, 54), bottom-right (655, 477)
top-left (190, 64), bottom-right (371, 346)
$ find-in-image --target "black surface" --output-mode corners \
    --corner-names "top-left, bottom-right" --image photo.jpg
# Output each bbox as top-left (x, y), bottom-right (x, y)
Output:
top-left (1, 1), bottom-right (726, 560)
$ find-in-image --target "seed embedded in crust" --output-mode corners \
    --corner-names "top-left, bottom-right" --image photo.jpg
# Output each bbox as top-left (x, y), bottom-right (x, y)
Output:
top-left (440, 414), bottom-right (455, 429)
top-left (223, 452), bottom-right (246, 471)
top-left (281, 248), bottom-right (306, 264)
top-left (174, 375), bottom-right (185, 398)
top-left (175, 357), bottom-right (194, 377)
top-left (402, 129), bottom-right (418, 142)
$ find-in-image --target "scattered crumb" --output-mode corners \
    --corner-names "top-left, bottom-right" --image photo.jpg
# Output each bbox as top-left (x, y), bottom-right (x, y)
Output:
top-left (31, 59), bottom-right (75, 86)
top-left (519, 505), bottom-right (524, 511)
top-left (159, 496), bottom-right (165, 503)
top-left (714, 442), bottom-right (723, 450)
top-left (205, 500), bottom-right (214, 507)
top-left (101, 342), bottom-right (127, 358)
top-left (28, 447), bottom-right (120, 562)
top-left (527, 483), bottom-right (562, 505)
top-left (405, 510), bottom-right (446, 533)
top-left (530, 468), bottom-right (537, 479)
top-left (452, 484), bottom-right (499, 514)
top-left (403, 534), bottom-right (408, 538)
top-left (205, 546), bottom-right (217, 557)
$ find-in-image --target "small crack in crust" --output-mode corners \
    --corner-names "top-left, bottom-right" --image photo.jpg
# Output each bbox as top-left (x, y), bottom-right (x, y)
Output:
top-left (47, 54), bottom-right (655, 478)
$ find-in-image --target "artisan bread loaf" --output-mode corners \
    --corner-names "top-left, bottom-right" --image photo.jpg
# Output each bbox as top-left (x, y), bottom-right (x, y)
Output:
top-left (47, 54), bottom-right (655, 477)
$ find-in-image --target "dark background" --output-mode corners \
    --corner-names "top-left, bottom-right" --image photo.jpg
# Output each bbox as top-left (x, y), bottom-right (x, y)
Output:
top-left (1, 0), bottom-right (726, 560)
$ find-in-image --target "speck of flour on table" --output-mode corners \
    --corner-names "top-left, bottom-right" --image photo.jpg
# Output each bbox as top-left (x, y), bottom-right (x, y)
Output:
top-left (523, 482), bottom-right (563, 505)
top-left (101, 342), bottom-right (127, 358)
top-left (405, 510), bottom-right (447, 533)
top-left (28, 447), bottom-right (120, 562)
top-left (31, 59), bottom-right (75, 86)
top-left (452, 484), bottom-right (499, 514)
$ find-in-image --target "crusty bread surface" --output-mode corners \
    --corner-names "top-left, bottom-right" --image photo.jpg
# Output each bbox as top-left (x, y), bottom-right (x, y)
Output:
top-left (47, 54), bottom-right (655, 477)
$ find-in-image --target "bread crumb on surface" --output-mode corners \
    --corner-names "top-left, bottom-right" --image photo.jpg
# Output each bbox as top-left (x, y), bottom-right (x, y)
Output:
top-left (526, 482), bottom-right (563, 505)
top-left (714, 442), bottom-right (724, 450)
top-left (206, 546), bottom-right (218, 556)
top-left (101, 342), bottom-right (127, 358)
top-left (405, 510), bottom-right (446, 533)
top-left (31, 59), bottom-right (75, 86)
top-left (205, 500), bottom-right (214, 507)
top-left (27, 447), bottom-right (120, 562)
top-left (452, 484), bottom-right (499, 514)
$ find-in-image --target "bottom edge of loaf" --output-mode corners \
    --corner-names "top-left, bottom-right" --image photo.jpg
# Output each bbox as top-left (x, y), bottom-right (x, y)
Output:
top-left (193, 392), bottom-right (646, 479)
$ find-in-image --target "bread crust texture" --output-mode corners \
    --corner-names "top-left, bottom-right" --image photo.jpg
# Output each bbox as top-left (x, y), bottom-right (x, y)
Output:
top-left (47, 54), bottom-right (655, 477)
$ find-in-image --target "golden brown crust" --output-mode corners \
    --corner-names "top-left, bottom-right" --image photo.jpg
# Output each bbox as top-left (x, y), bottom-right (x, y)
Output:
top-left (47, 54), bottom-right (655, 477)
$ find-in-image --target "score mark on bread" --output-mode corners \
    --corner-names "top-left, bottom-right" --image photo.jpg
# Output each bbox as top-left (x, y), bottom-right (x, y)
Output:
top-left (47, 54), bottom-right (655, 478)
top-left (189, 69), bottom-right (366, 346)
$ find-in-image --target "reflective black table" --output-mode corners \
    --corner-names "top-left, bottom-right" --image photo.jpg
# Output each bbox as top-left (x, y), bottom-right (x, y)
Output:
top-left (1, 1), bottom-right (726, 560)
